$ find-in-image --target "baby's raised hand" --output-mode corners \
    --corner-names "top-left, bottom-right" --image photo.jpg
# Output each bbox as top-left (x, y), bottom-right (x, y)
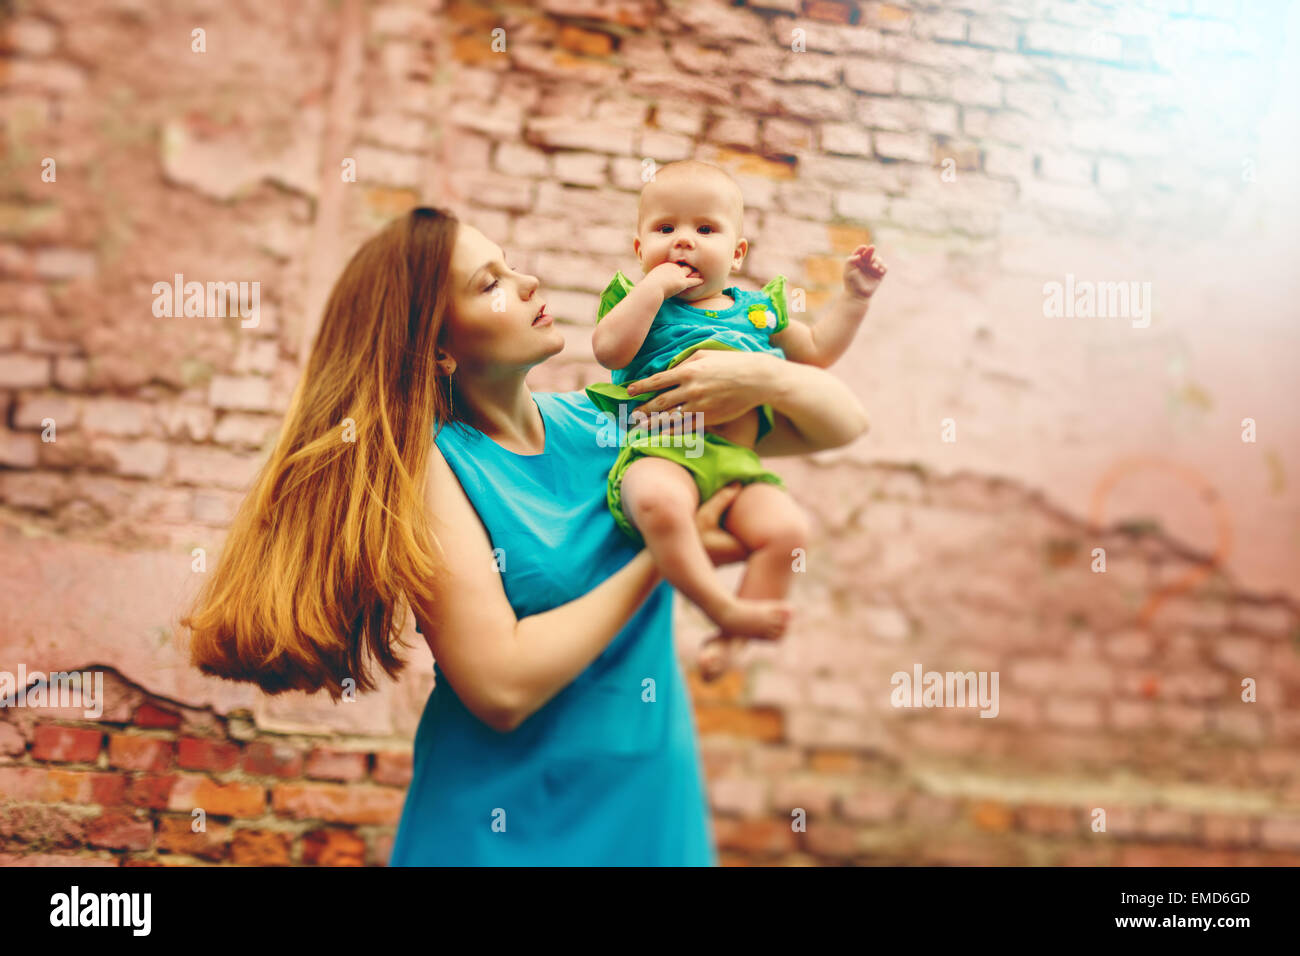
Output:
top-left (844, 244), bottom-right (887, 300)
top-left (647, 260), bottom-right (704, 299)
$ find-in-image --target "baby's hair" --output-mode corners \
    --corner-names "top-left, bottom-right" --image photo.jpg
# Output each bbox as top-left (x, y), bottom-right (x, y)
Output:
top-left (638, 160), bottom-right (745, 234)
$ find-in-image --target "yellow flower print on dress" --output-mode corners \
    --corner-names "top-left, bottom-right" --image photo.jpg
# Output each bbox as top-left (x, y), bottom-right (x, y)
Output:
top-left (747, 304), bottom-right (777, 330)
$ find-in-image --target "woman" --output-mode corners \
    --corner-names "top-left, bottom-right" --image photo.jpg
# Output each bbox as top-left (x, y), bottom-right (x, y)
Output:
top-left (182, 207), bottom-right (869, 865)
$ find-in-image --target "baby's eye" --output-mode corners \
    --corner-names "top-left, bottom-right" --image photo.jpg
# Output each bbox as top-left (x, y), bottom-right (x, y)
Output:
top-left (656, 224), bottom-right (674, 234)
top-left (698, 225), bottom-right (714, 234)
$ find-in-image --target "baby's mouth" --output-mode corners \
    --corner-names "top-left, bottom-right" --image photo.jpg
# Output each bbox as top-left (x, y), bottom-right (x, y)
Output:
top-left (675, 259), bottom-right (701, 277)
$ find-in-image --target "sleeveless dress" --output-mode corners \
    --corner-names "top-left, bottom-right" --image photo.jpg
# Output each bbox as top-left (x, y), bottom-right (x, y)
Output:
top-left (388, 389), bottom-right (718, 866)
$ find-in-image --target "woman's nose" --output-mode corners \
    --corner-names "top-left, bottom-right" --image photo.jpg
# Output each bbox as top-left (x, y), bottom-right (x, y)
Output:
top-left (520, 272), bottom-right (540, 298)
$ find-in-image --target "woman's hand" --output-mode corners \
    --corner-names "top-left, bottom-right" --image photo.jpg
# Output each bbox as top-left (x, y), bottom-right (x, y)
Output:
top-left (627, 350), bottom-right (774, 432)
top-left (625, 348), bottom-right (869, 456)
top-left (695, 483), bottom-right (747, 567)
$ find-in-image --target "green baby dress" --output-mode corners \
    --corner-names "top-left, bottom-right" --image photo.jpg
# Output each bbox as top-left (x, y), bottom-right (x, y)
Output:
top-left (584, 272), bottom-right (792, 545)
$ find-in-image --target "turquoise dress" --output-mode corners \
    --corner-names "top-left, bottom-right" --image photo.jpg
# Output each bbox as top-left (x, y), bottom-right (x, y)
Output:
top-left (388, 389), bottom-right (718, 866)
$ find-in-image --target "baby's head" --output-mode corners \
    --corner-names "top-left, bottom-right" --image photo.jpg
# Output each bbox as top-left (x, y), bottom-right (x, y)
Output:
top-left (634, 160), bottom-right (747, 303)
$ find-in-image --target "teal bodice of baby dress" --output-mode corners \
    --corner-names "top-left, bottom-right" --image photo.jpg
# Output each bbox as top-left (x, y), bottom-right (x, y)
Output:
top-left (585, 272), bottom-right (791, 443)
top-left (388, 389), bottom-right (718, 866)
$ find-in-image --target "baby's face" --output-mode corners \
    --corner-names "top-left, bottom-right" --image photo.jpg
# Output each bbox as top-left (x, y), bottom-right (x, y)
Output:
top-left (634, 176), bottom-right (746, 302)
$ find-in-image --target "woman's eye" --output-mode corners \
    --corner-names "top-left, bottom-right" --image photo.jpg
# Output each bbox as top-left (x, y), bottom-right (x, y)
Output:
top-left (484, 278), bottom-right (499, 293)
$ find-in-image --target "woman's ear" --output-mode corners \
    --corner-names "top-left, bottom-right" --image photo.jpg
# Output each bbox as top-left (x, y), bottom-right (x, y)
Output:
top-left (435, 349), bottom-right (457, 376)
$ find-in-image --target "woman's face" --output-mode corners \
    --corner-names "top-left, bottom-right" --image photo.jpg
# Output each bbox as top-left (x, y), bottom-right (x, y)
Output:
top-left (443, 223), bottom-right (562, 373)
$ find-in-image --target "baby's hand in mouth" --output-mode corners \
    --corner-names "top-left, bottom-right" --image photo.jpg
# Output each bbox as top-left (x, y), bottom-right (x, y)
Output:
top-left (649, 260), bottom-right (704, 296)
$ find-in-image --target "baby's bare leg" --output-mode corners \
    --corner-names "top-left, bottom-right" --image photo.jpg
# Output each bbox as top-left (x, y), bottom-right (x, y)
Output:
top-left (621, 457), bottom-right (791, 640)
top-left (698, 482), bottom-right (811, 681)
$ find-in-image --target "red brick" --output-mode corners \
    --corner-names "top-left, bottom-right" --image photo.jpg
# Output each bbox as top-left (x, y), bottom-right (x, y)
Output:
top-left (367, 831), bottom-right (395, 867)
top-left (156, 816), bottom-right (231, 861)
top-left (923, 838), bottom-right (1020, 866)
top-left (305, 748), bottom-right (367, 782)
top-left (231, 829), bottom-right (292, 865)
top-left (713, 817), bottom-right (798, 855)
top-left (1118, 845), bottom-right (1243, 866)
top-left (807, 748), bottom-right (864, 774)
top-left (0, 851), bottom-right (119, 867)
top-left (242, 740), bottom-right (305, 778)
top-left (41, 769), bottom-right (127, 806)
top-left (556, 25), bottom-right (613, 57)
top-left (1201, 814), bottom-right (1256, 847)
top-left (271, 783), bottom-right (405, 825)
top-left (169, 777), bottom-right (266, 818)
top-left (301, 828), bottom-right (367, 866)
top-left (108, 734), bottom-right (174, 772)
top-left (1099, 806), bottom-right (1143, 837)
top-left (802, 821), bottom-right (863, 859)
top-left (125, 774), bottom-right (177, 810)
top-left (699, 741), bottom-right (743, 782)
top-left (1059, 846), bottom-right (1118, 866)
top-left (840, 787), bottom-right (903, 823)
top-left (0, 767), bottom-right (47, 800)
top-left (970, 800), bottom-right (1015, 832)
top-left (804, 0), bottom-right (856, 26)
top-left (0, 720), bottom-right (26, 756)
top-left (133, 702), bottom-right (182, 729)
top-left (1260, 816), bottom-right (1300, 850)
top-left (371, 750), bottom-right (412, 787)
top-left (905, 794), bottom-right (959, 825)
top-left (1043, 697), bottom-right (1104, 729)
top-left (1018, 804), bottom-right (1081, 836)
top-left (176, 736), bottom-right (241, 772)
top-left (85, 810), bottom-right (153, 851)
top-left (772, 778), bottom-right (837, 817)
top-left (0, 804), bottom-right (90, 847)
top-left (0, 354), bottom-right (51, 388)
top-left (693, 705), bottom-right (784, 741)
top-left (31, 725), bottom-right (103, 764)
top-left (1140, 808), bottom-right (1196, 840)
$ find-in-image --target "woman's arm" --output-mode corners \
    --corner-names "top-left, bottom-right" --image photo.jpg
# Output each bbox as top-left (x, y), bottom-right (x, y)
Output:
top-left (625, 350), bottom-right (869, 457)
top-left (414, 444), bottom-right (745, 733)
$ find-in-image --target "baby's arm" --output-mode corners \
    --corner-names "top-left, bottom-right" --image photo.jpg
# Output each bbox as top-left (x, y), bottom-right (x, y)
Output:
top-left (592, 262), bottom-right (702, 370)
top-left (770, 244), bottom-right (887, 368)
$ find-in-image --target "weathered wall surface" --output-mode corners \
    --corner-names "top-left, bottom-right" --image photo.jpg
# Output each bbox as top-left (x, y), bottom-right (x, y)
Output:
top-left (2, 0), bottom-right (1298, 865)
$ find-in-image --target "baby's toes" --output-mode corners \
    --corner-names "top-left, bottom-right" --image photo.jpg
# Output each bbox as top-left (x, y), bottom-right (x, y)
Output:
top-left (766, 606), bottom-right (792, 640)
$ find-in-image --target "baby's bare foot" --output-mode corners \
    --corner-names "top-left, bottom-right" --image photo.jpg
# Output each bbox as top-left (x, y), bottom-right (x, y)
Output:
top-left (708, 598), bottom-right (791, 641)
top-left (697, 635), bottom-right (739, 682)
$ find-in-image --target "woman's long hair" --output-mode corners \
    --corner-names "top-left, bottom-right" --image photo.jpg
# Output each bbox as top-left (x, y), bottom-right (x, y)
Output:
top-left (181, 207), bottom-right (464, 699)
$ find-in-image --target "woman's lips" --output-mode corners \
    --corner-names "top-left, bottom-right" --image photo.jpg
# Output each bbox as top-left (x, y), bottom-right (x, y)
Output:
top-left (532, 305), bottom-right (551, 327)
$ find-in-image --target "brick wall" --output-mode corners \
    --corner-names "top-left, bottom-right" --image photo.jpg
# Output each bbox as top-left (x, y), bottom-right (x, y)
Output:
top-left (0, 671), bottom-right (408, 865)
top-left (2, 0), bottom-right (1298, 865)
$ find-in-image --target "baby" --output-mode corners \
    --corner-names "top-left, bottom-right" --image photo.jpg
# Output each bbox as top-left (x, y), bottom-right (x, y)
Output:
top-left (586, 160), bottom-right (886, 679)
